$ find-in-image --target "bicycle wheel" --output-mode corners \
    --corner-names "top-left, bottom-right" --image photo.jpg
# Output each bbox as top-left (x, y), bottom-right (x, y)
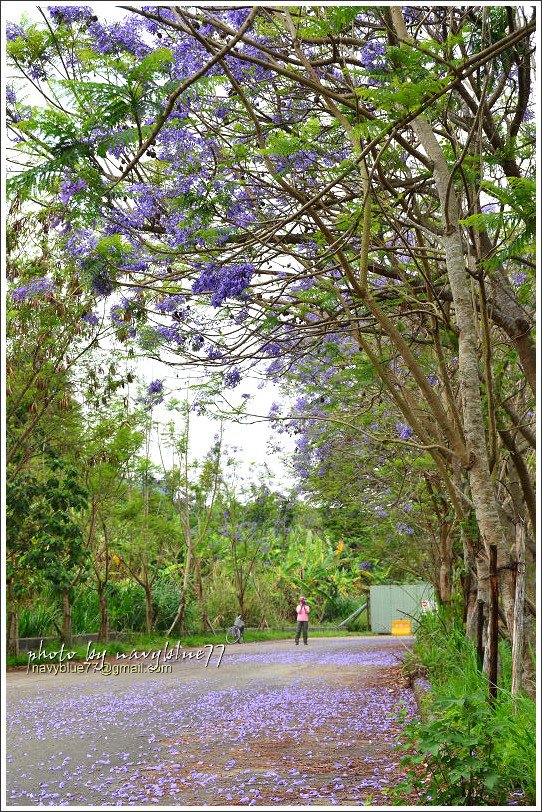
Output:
top-left (226, 626), bottom-right (241, 644)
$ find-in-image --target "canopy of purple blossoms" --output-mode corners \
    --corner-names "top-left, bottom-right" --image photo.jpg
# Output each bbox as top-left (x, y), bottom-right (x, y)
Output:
top-left (192, 263), bottom-right (255, 308)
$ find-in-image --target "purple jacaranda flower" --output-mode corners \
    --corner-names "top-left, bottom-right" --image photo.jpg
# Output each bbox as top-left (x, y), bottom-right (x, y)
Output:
top-left (60, 175), bottom-right (87, 205)
top-left (47, 6), bottom-right (94, 24)
top-left (147, 379), bottom-right (163, 396)
top-left (224, 368), bottom-right (241, 388)
top-left (10, 276), bottom-right (55, 302)
top-left (90, 268), bottom-right (114, 298)
top-left (192, 261), bottom-right (254, 307)
top-left (395, 422), bottom-right (413, 440)
top-left (6, 22), bottom-right (25, 40)
top-left (511, 271), bottom-right (527, 286)
top-left (81, 312), bottom-right (100, 326)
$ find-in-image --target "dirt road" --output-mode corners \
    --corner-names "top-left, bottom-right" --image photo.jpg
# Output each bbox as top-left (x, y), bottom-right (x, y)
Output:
top-left (6, 635), bottom-right (417, 806)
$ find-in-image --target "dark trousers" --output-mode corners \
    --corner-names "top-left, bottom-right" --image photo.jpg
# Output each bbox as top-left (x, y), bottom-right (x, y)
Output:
top-left (295, 620), bottom-right (308, 644)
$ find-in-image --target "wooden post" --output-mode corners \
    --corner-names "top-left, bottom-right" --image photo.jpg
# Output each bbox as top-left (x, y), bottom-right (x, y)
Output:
top-left (476, 599), bottom-right (484, 670)
top-left (511, 520), bottom-right (526, 700)
top-left (488, 544), bottom-right (499, 704)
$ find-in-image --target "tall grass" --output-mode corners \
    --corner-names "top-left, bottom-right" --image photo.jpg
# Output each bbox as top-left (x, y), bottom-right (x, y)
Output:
top-left (396, 608), bottom-right (536, 805)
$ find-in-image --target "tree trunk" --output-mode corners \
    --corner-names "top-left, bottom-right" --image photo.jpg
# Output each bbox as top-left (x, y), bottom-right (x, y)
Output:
top-left (167, 552), bottom-right (192, 637)
top-left (8, 606), bottom-right (19, 656)
top-left (511, 520), bottom-right (526, 698)
top-left (97, 584), bottom-right (109, 644)
top-left (462, 530), bottom-right (479, 639)
top-left (391, 9), bottom-right (513, 652)
top-left (61, 590), bottom-right (72, 646)
top-left (438, 524), bottom-right (453, 603)
top-left (476, 599), bottom-right (485, 671)
top-left (488, 545), bottom-right (499, 704)
top-left (144, 583), bottom-right (153, 635)
top-left (193, 557), bottom-right (211, 631)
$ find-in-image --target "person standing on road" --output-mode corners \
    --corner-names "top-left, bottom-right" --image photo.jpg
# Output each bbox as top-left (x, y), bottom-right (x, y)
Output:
top-left (295, 596), bottom-right (310, 645)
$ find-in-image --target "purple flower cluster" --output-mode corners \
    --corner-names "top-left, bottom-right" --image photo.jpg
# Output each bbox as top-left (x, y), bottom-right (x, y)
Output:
top-left (360, 39), bottom-right (386, 70)
top-left (47, 6), bottom-right (94, 24)
top-left (224, 368), bottom-right (241, 388)
top-left (10, 276), bottom-right (55, 302)
top-left (137, 379), bottom-right (165, 409)
top-left (206, 345), bottom-right (223, 361)
top-left (395, 423), bottom-right (413, 440)
top-left (6, 22), bottom-right (25, 40)
top-left (81, 312), bottom-right (100, 326)
top-left (264, 342), bottom-right (281, 357)
top-left (192, 262), bottom-right (254, 307)
top-left (155, 295), bottom-right (185, 315)
top-left (511, 271), bottom-right (527, 286)
top-left (90, 268), bottom-right (114, 298)
top-left (60, 175), bottom-right (87, 205)
top-left (153, 325), bottom-right (185, 346)
top-left (65, 227), bottom-right (98, 259)
top-left (147, 379), bottom-right (163, 396)
top-left (110, 303), bottom-right (126, 325)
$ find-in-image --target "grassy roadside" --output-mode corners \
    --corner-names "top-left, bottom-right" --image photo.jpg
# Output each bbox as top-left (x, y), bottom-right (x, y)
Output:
top-left (395, 610), bottom-right (536, 806)
top-left (6, 627), bottom-right (373, 669)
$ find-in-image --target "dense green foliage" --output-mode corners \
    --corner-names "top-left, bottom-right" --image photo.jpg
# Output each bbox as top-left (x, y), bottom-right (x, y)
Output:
top-left (397, 610), bottom-right (536, 805)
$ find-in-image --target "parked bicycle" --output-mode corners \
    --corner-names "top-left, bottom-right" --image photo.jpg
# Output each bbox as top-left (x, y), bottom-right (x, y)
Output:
top-left (226, 614), bottom-right (245, 644)
top-left (226, 625), bottom-right (242, 644)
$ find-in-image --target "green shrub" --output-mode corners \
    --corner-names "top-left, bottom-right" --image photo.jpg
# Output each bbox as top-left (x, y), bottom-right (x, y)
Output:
top-left (394, 608), bottom-right (536, 805)
top-left (18, 603), bottom-right (57, 637)
top-left (71, 589), bottom-right (100, 634)
top-left (150, 576), bottom-right (184, 631)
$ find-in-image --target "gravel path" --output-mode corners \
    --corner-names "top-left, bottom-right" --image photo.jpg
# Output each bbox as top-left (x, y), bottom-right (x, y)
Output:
top-left (6, 635), bottom-right (417, 806)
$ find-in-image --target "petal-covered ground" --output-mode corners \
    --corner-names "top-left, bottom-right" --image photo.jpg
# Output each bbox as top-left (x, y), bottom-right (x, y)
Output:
top-left (7, 635), bottom-right (418, 806)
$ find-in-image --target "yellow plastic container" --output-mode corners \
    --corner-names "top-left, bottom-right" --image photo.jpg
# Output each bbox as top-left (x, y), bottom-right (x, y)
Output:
top-left (391, 619), bottom-right (412, 636)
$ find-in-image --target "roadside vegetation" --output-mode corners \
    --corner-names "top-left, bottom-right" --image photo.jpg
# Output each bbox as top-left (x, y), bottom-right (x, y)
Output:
top-left (398, 609), bottom-right (536, 806)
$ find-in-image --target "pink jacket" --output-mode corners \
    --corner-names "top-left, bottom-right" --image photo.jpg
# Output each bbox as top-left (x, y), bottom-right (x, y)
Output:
top-left (296, 604), bottom-right (310, 622)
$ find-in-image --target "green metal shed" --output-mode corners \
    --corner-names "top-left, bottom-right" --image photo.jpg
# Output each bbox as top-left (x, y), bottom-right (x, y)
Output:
top-left (369, 582), bottom-right (436, 633)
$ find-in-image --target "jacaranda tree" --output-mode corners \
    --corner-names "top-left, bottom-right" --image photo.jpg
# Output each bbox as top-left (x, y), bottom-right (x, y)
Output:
top-left (6, 5), bottom-right (535, 693)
